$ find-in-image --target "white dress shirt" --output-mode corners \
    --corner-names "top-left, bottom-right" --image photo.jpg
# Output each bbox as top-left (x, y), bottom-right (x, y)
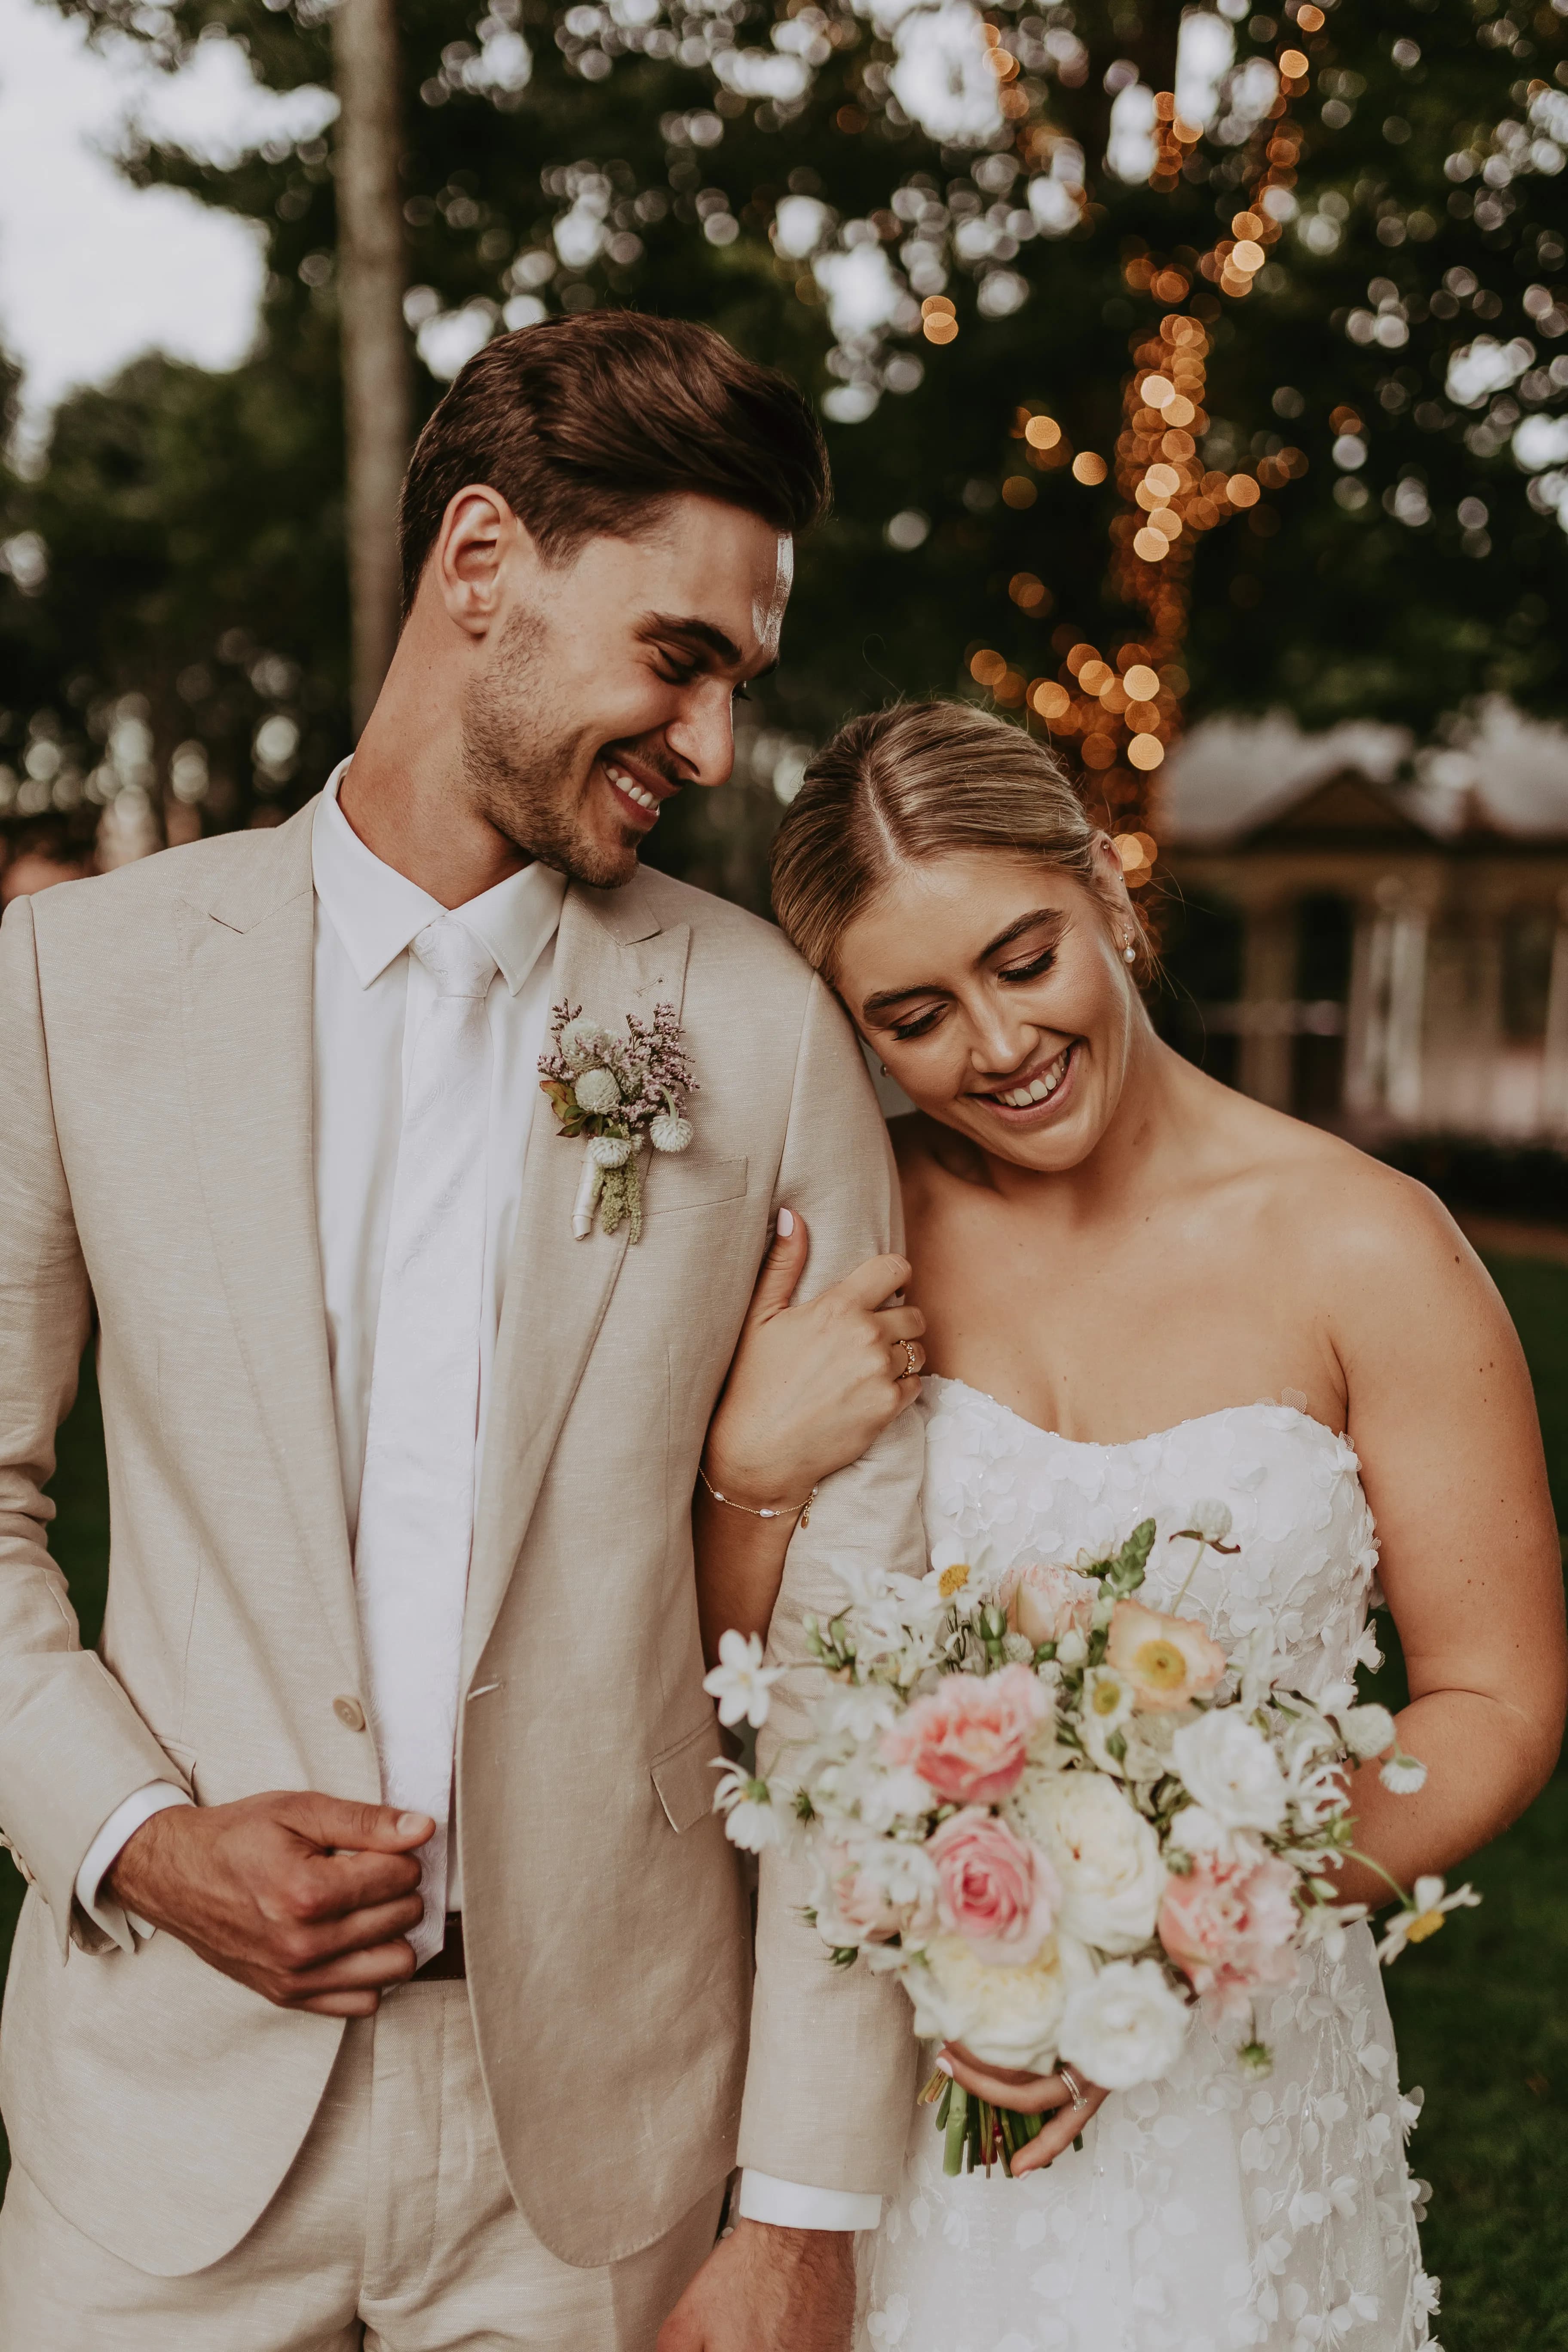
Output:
top-left (73, 764), bottom-right (873, 2230)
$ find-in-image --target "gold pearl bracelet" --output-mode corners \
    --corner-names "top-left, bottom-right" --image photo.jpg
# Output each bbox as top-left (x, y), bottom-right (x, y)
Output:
top-left (698, 1465), bottom-right (817, 1528)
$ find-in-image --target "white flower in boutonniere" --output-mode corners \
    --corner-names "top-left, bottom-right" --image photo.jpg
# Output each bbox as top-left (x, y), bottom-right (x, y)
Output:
top-left (539, 998), bottom-right (697, 1241)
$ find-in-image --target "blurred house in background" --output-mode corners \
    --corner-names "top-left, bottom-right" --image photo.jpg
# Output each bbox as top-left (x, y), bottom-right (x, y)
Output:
top-left (1159, 702), bottom-right (1568, 1144)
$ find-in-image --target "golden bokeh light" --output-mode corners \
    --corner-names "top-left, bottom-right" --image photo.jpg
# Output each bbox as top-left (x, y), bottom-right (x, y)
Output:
top-left (1144, 462), bottom-right (1181, 501)
top-left (1078, 658), bottom-right (1114, 693)
top-left (1278, 46), bottom-right (1309, 78)
top-left (1122, 663), bottom-right (1160, 701)
top-left (1065, 642), bottom-right (1099, 674)
top-left (1031, 680), bottom-right (1070, 720)
top-left (1009, 571), bottom-right (1051, 612)
top-left (1081, 732), bottom-right (1118, 769)
top-left (923, 314), bottom-right (959, 345)
top-left (1139, 374), bottom-right (1175, 409)
top-left (969, 648), bottom-right (1007, 686)
top-left (1128, 735), bottom-right (1165, 771)
top-left (1072, 452), bottom-right (1108, 485)
top-left (1133, 526), bottom-right (1170, 562)
top-left (1298, 2), bottom-right (1324, 26)
top-left (1227, 474), bottom-right (1261, 508)
top-left (1231, 211), bottom-right (1263, 241)
top-left (1230, 239), bottom-right (1265, 275)
top-left (1127, 699), bottom-right (1161, 731)
top-left (1148, 506), bottom-right (1182, 539)
top-left (1024, 414), bottom-right (1062, 450)
top-left (1002, 476), bottom-right (1038, 508)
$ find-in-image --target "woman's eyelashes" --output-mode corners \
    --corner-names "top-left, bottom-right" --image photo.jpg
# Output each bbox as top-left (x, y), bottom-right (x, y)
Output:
top-left (889, 1002), bottom-right (946, 1041)
top-left (998, 947), bottom-right (1057, 986)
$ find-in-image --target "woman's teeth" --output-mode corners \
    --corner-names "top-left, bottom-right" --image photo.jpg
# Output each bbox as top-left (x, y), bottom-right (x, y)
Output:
top-left (996, 1049), bottom-right (1071, 1109)
top-left (605, 761), bottom-right (658, 812)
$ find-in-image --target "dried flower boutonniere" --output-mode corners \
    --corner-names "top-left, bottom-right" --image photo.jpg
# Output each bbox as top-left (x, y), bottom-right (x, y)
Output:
top-left (539, 1001), bottom-right (697, 1240)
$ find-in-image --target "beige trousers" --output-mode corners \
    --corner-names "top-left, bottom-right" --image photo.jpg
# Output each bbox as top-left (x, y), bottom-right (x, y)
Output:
top-left (0, 1981), bottom-right (723, 2351)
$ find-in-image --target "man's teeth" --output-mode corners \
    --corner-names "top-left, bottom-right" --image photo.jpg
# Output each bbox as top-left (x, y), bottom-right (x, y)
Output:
top-left (605, 762), bottom-right (658, 812)
top-left (997, 1051), bottom-right (1070, 1109)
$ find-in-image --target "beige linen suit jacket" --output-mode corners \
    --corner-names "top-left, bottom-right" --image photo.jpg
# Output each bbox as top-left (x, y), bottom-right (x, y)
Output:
top-left (0, 799), bottom-right (924, 2278)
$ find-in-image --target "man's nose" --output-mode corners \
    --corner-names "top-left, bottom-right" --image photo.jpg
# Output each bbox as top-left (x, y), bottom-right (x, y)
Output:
top-left (665, 687), bottom-right (736, 790)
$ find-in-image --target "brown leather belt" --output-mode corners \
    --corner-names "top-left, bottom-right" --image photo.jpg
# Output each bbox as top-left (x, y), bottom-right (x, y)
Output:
top-left (411, 1914), bottom-right (466, 1981)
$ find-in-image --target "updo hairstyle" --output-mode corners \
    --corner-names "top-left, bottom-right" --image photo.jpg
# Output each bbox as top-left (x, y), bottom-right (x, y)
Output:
top-left (769, 701), bottom-right (1153, 985)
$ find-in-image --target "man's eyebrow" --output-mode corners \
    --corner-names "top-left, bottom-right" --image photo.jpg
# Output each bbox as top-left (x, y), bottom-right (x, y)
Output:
top-left (861, 909), bottom-right (1067, 1018)
top-left (636, 612), bottom-right (744, 667)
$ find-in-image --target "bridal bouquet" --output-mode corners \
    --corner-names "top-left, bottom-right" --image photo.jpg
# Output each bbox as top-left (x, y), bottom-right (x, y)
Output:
top-left (709, 1510), bottom-right (1476, 2179)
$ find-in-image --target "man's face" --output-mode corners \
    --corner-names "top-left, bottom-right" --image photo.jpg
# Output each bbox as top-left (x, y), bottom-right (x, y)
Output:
top-left (460, 493), bottom-right (793, 888)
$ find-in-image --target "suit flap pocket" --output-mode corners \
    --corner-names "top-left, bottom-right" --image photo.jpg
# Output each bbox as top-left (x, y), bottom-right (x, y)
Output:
top-left (650, 1717), bottom-right (724, 1834)
top-left (643, 1154), bottom-right (748, 1218)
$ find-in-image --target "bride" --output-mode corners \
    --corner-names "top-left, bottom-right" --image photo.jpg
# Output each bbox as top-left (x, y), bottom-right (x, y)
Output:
top-left (693, 702), bottom-right (1565, 2352)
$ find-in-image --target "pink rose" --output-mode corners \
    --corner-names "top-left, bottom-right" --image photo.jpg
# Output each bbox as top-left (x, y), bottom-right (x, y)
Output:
top-left (1158, 1849), bottom-right (1299, 2025)
top-left (928, 1809), bottom-right (1061, 1965)
top-left (882, 1665), bottom-right (1049, 1806)
top-left (1000, 1562), bottom-right (1099, 1650)
top-left (1106, 1599), bottom-right (1227, 1712)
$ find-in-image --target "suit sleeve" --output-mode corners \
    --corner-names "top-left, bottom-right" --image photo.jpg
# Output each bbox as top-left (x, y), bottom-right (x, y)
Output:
top-left (735, 974), bottom-right (925, 2197)
top-left (0, 897), bottom-right (181, 1955)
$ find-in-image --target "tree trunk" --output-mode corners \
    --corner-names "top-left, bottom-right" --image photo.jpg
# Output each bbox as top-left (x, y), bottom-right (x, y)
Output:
top-left (333, 0), bottom-right (411, 736)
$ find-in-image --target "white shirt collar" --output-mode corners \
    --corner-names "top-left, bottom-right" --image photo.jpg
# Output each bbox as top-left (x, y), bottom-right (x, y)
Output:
top-left (312, 758), bottom-right (567, 996)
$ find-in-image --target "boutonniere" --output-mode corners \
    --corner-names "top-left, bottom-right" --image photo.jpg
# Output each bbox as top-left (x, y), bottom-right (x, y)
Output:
top-left (539, 1000), bottom-right (697, 1241)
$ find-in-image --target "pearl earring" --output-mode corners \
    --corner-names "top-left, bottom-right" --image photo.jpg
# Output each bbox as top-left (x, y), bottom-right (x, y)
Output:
top-left (1123, 940), bottom-right (1136, 964)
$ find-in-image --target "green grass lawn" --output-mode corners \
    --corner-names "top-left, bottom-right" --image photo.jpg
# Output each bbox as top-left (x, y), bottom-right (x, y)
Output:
top-left (3, 1261), bottom-right (1565, 2344)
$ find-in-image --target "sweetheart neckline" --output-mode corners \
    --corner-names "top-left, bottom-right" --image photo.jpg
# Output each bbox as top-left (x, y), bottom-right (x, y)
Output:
top-left (924, 1374), bottom-right (1350, 1461)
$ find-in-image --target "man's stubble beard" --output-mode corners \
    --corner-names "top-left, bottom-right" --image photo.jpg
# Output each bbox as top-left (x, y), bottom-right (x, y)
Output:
top-left (459, 606), bottom-right (639, 889)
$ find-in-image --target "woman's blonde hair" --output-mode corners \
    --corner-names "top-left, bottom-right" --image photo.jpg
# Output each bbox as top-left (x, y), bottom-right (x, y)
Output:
top-left (770, 701), bottom-right (1150, 981)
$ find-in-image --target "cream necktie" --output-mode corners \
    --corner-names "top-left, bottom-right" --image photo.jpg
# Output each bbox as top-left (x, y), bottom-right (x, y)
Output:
top-left (354, 914), bottom-right (498, 1963)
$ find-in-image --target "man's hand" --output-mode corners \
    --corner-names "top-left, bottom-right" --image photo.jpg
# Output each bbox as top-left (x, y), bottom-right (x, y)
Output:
top-left (106, 1791), bottom-right (433, 2016)
top-left (656, 2219), bottom-right (856, 2352)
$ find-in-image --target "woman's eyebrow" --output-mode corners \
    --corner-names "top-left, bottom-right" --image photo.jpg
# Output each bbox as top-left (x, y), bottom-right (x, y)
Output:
top-left (860, 909), bottom-right (1067, 1019)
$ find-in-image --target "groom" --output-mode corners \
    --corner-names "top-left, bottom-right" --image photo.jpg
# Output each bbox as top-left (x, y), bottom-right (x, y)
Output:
top-left (0, 313), bottom-right (922, 2347)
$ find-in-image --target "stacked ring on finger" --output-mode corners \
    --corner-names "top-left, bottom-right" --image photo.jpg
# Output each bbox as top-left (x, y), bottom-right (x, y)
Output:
top-left (1058, 2065), bottom-right (1090, 2110)
top-left (894, 1338), bottom-right (922, 1381)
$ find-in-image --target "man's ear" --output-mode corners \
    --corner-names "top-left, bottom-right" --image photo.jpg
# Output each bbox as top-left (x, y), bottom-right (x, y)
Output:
top-left (430, 483), bottom-right (532, 637)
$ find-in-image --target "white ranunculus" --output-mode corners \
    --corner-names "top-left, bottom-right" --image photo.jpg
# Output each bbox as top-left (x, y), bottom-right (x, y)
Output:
top-left (1171, 1710), bottom-right (1288, 1833)
top-left (1006, 1770), bottom-right (1166, 1954)
top-left (1185, 1497), bottom-right (1234, 1545)
top-left (1059, 1957), bottom-right (1191, 2090)
top-left (907, 1930), bottom-right (1085, 2071)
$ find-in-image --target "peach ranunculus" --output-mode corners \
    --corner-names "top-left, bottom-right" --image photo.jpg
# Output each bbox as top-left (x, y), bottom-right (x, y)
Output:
top-left (1106, 1599), bottom-right (1227, 1713)
top-left (881, 1664), bottom-right (1050, 1806)
top-left (999, 1561), bottom-right (1099, 1651)
top-left (1157, 1847), bottom-right (1299, 2025)
top-left (928, 1808), bottom-right (1061, 1965)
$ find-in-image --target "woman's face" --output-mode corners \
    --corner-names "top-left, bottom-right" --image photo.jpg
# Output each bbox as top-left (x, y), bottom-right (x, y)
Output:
top-left (836, 848), bottom-right (1145, 1172)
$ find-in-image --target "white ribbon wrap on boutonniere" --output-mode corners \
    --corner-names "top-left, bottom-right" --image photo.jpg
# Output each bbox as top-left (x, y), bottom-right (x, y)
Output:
top-left (538, 1002), bottom-right (696, 1241)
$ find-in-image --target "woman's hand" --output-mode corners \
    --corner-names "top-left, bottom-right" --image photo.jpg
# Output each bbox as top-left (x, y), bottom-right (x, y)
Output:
top-left (703, 1209), bottom-right (927, 1510)
top-left (938, 2044), bottom-right (1111, 2177)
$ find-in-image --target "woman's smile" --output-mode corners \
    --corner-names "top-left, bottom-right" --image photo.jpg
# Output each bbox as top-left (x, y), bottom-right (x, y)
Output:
top-left (974, 1040), bottom-right (1081, 1125)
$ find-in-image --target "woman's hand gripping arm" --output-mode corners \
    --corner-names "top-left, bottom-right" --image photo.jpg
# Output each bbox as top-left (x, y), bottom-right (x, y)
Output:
top-left (695, 1208), bottom-right (926, 1667)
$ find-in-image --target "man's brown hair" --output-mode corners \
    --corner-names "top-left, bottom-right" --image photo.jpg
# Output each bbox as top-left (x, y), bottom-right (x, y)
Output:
top-left (397, 311), bottom-right (830, 616)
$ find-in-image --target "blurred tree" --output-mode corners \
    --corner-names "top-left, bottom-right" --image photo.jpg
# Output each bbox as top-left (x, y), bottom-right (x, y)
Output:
top-left (7, 0), bottom-right (1568, 909)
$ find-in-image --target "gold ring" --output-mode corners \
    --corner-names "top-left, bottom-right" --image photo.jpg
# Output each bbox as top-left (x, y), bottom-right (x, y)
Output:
top-left (896, 1339), bottom-right (920, 1380)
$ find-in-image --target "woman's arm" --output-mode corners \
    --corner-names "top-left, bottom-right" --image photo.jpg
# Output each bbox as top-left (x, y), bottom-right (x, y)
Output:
top-left (694, 1209), bottom-right (925, 1664)
top-left (1325, 1175), bottom-right (1565, 1910)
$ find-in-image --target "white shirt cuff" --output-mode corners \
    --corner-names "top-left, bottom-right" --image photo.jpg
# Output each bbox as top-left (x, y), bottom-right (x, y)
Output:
top-left (737, 2171), bottom-right (882, 2232)
top-left (75, 1783), bottom-right (193, 1949)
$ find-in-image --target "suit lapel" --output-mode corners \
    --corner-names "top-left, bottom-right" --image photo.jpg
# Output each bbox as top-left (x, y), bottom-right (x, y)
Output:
top-left (464, 876), bottom-right (692, 1681)
top-left (178, 802), bottom-right (361, 1686)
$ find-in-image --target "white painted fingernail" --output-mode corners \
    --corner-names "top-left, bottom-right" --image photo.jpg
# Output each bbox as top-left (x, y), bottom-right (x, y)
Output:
top-left (777, 1207), bottom-right (794, 1237)
top-left (935, 2055), bottom-right (953, 2077)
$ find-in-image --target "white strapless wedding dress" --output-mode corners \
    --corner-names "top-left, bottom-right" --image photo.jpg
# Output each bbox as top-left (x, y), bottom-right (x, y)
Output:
top-left (854, 1378), bottom-right (1440, 2352)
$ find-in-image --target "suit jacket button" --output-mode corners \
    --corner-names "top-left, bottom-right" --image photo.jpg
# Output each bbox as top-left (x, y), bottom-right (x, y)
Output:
top-left (334, 1695), bottom-right (368, 1732)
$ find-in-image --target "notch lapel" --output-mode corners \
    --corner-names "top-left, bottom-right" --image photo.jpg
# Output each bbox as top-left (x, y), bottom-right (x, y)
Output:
top-left (178, 803), bottom-right (361, 1687)
top-left (463, 877), bottom-right (692, 1682)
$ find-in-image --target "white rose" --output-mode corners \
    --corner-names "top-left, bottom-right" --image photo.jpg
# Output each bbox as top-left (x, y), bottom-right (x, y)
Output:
top-left (906, 1931), bottom-right (1087, 2072)
top-left (1171, 1710), bottom-right (1288, 1833)
top-left (1338, 1703), bottom-right (1396, 1761)
top-left (1059, 1957), bottom-right (1191, 2091)
top-left (1006, 1770), bottom-right (1166, 1955)
top-left (1167, 1804), bottom-right (1268, 1870)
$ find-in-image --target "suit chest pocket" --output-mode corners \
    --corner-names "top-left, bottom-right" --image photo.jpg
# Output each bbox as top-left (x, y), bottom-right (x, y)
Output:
top-left (640, 1153), bottom-right (748, 1219)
